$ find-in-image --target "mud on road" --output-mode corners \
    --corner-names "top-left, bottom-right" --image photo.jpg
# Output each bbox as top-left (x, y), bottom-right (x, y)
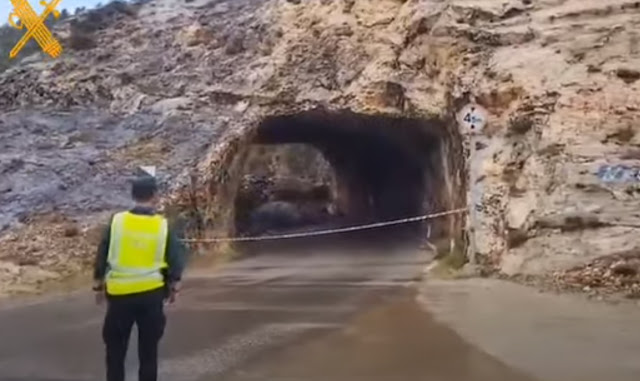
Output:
top-left (0, 242), bottom-right (534, 381)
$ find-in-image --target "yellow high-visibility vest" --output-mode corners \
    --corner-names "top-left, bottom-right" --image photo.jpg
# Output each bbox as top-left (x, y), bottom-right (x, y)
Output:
top-left (106, 211), bottom-right (168, 295)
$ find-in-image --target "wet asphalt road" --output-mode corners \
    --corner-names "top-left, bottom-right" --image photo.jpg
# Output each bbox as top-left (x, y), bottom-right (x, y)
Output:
top-left (0, 242), bottom-right (535, 381)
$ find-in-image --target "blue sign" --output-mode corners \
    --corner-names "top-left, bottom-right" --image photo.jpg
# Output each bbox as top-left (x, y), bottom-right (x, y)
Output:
top-left (596, 165), bottom-right (640, 183)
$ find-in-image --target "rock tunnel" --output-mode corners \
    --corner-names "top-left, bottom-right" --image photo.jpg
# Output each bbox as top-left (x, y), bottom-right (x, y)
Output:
top-left (228, 109), bottom-right (466, 249)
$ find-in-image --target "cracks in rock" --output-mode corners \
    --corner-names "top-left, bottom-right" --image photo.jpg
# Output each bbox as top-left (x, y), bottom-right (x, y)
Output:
top-left (403, 3), bottom-right (452, 48)
top-left (342, 0), bottom-right (355, 14)
top-left (381, 81), bottom-right (408, 110)
top-left (535, 213), bottom-right (612, 233)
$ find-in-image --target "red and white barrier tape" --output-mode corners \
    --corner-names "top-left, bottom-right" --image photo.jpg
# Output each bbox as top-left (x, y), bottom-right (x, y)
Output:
top-left (182, 208), bottom-right (467, 243)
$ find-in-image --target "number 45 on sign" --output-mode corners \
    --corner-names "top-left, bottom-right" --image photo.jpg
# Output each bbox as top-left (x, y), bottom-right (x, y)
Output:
top-left (457, 104), bottom-right (488, 134)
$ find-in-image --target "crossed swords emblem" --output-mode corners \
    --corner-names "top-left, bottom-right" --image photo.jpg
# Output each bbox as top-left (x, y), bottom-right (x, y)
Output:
top-left (8, 0), bottom-right (63, 59)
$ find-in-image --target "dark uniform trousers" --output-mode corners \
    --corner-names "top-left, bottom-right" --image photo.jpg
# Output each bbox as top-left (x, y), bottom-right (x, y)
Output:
top-left (102, 287), bottom-right (166, 381)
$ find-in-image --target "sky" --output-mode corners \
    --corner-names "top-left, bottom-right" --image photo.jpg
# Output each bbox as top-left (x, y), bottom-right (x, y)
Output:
top-left (1, 0), bottom-right (104, 26)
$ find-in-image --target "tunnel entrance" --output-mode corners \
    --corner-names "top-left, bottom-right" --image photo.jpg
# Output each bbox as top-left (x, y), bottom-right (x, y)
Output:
top-left (232, 109), bottom-right (462, 250)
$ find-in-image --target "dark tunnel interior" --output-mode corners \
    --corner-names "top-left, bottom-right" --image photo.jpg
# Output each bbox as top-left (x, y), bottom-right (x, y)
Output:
top-left (233, 109), bottom-right (449, 249)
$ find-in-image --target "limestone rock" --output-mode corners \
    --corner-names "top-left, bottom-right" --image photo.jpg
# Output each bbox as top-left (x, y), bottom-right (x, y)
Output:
top-left (0, 261), bottom-right (21, 277)
top-left (0, 0), bottom-right (639, 296)
top-left (150, 97), bottom-right (193, 115)
top-left (506, 192), bottom-right (536, 231)
top-left (500, 254), bottom-right (526, 277)
top-left (178, 23), bottom-right (215, 47)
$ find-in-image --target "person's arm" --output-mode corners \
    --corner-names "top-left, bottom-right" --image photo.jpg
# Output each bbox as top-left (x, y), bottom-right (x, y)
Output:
top-left (93, 216), bottom-right (113, 290)
top-left (165, 227), bottom-right (188, 286)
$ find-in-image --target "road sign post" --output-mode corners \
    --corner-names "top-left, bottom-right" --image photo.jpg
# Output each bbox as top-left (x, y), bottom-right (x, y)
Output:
top-left (457, 103), bottom-right (488, 265)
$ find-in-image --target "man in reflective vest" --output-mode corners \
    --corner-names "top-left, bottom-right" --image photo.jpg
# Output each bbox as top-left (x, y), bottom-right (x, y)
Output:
top-left (93, 175), bottom-right (187, 381)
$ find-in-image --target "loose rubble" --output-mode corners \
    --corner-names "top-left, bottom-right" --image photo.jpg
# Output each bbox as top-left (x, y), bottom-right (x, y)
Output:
top-left (0, 213), bottom-right (105, 297)
top-left (496, 252), bottom-right (640, 302)
top-left (552, 253), bottom-right (640, 299)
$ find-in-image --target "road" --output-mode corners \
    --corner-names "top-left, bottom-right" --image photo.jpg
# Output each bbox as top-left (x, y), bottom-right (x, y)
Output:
top-left (0, 240), bottom-right (536, 381)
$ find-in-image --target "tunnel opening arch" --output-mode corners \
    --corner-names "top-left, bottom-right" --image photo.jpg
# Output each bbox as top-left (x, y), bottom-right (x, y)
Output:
top-left (224, 107), bottom-right (468, 249)
top-left (166, 105), bottom-right (467, 259)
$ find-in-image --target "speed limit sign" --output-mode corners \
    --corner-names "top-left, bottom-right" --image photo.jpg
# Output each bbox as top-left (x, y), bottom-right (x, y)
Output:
top-left (457, 104), bottom-right (488, 134)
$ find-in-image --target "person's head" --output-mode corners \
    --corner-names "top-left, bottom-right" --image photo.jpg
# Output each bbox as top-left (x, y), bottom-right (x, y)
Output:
top-left (131, 175), bottom-right (158, 205)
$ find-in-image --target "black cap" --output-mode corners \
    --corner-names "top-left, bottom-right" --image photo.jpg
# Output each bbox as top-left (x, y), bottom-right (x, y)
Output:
top-left (131, 175), bottom-right (158, 202)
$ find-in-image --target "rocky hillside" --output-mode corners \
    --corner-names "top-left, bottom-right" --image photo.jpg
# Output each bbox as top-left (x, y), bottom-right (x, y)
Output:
top-left (1, 0), bottom-right (639, 296)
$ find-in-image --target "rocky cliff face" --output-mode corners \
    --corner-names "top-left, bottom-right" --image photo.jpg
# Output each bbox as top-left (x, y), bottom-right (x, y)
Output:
top-left (1, 0), bottom-right (639, 296)
top-left (474, 0), bottom-right (640, 275)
